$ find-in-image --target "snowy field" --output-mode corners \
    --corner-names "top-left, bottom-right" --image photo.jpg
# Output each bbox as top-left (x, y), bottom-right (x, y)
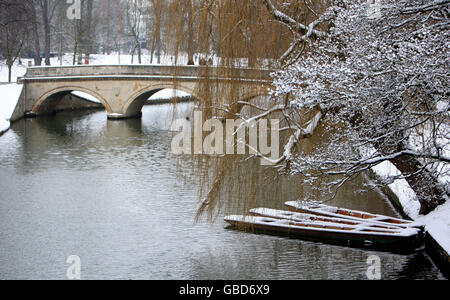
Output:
top-left (0, 83), bottom-right (23, 134)
top-left (0, 51), bottom-right (202, 82)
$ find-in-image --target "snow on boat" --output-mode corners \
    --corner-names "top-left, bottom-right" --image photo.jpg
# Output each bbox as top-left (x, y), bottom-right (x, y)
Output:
top-left (249, 208), bottom-right (404, 230)
top-left (285, 201), bottom-right (419, 229)
top-left (224, 215), bottom-right (420, 245)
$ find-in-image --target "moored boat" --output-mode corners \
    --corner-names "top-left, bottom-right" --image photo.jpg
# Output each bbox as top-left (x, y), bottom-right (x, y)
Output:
top-left (285, 201), bottom-right (420, 229)
top-left (249, 208), bottom-right (404, 230)
top-left (224, 215), bottom-right (420, 245)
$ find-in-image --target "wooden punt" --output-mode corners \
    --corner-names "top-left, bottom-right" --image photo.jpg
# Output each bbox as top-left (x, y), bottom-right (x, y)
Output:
top-left (224, 215), bottom-right (420, 245)
top-left (249, 208), bottom-right (404, 230)
top-left (285, 201), bottom-right (419, 229)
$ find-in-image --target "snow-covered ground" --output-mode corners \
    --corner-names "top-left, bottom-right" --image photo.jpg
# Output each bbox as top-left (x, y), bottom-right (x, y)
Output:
top-left (0, 119), bottom-right (9, 134)
top-left (0, 52), bottom-right (192, 83)
top-left (371, 156), bottom-right (450, 256)
top-left (418, 201), bottom-right (450, 255)
top-left (70, 91), bottom-right (102, 103)
top-left (362, 123), bottom-right (449, 256)
top-left (0, 83), bottom-right (23, 134)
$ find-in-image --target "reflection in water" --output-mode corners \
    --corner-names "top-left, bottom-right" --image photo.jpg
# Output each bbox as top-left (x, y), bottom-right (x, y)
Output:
top-left (187, 236), bottom-right (438, 280)
top-left (0, 105), bottom-right (445, 279)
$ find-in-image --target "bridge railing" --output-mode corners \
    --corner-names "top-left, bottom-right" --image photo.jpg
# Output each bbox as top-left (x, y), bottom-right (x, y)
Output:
top-left (19, 65), bottom-right (273, 83)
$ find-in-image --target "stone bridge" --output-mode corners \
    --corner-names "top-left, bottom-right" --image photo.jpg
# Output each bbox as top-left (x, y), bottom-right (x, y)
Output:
top-left (16, 65), bottom-right (272, 120)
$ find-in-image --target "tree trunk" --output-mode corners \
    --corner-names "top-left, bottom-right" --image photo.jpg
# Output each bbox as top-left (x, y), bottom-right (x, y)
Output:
top-left (375, 99), bottom-right (447, 215)
top-left (187, 0), bottom-right (195, 65)
top-left (137, 42), bottom-right (142, 64)
top-left (247, 2), bottom-right (257, 67)
top-left (106, 0), bottom-right (111, 55)
top-left (389, 150), bottom-right (446, 215)
top-left (29, 2), bottom-right (41, 66)
top-left (149, 39), bottom-right (155, 64)
top-left (152, 0), bottom-right (163, 65)
top-left (57, 2), bottom-right (64, 66)
top-left (8, 63), bottom-right (12, 83)
top-left (156, 20), bottom-right (161, 64)
top-left (6, 29), bottom-right (13, 83)
top-left (84, 0), bottom-right (93, 62)
top-left (73, 18), bottom-right (82, 65)
top-left (42, 0), bottom-right (51, 66)
top-left (76, 0), bottom-right (85, 64)
top-left (73, 39), bottom-right (78, 65)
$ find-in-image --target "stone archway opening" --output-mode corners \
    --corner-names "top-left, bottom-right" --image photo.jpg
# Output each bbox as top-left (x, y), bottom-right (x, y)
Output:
top-left (31, 88), bottom-right (109, 117)
top-left (120, 86), bottom-right (196, 121)
top-left (138, 88), bottom-right (196, 130)
top-left (147, 89), bottom-right (192, 104)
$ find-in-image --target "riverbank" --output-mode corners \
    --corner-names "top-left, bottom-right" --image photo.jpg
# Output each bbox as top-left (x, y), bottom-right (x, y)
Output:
top-left (371, 161), bottom-right (449, 275)
top-left (0, 83), bottom-right (23, 135)
top-left (419, 202), bottom-right (450, 277)
top-left (0, 119), bottom-right (9, 135)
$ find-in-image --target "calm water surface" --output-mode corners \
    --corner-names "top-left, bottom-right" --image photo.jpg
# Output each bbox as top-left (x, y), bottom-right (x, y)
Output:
top-left (0, 105), bottom-right (445, 279)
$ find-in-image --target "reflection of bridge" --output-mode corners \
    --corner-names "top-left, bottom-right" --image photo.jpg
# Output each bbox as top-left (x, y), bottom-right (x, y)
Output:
top-left (16, 65), bottom-right (272, 120)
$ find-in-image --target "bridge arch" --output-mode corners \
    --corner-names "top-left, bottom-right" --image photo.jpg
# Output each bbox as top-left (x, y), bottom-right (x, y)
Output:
top-left (122, 83), bottom-right (197, 118)
top-left (32, 86), bottom-right (112, 115)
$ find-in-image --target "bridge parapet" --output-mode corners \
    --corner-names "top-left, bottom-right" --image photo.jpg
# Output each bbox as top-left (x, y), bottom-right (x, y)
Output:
top-left (19, 65), bottom-right (273, 84)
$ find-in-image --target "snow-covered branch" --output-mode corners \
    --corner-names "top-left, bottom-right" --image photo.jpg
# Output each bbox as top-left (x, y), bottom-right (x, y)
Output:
top-left (268, 0), bottom-right (450, 214)
top-left (261, 0), bottom-right (327, 39)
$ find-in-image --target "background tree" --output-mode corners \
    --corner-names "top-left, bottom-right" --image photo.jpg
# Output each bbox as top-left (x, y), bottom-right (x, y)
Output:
top-left (26, 0), bottom-right (42, 66)
top-left (83, 0), bottom-right (94, 62)
top-left (96, 0), bottom-right (123, 56)
top-left (124, 0), bottom-right (148, 64)
top-left (39, 0), bottom-right (61, 65)
top-left (148, 0), bottom-right (164, 64)
top-left (0, 0), bottom-right (30, 82)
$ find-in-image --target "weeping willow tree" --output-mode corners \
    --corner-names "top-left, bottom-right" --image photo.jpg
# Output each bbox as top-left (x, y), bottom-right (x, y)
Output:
top-left (151, 0), bottom-right (338, 221)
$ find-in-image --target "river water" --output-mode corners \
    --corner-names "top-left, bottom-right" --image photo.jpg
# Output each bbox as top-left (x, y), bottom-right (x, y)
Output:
top-left (0, 104), bottom-right (445, 280)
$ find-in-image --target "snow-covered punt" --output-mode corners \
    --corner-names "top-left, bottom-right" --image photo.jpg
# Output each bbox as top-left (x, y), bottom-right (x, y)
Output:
top-left (224, 215), bottom-right (420, 245)
top-left (285, 201), bottom-right (419, 229)
top-left (250, 208), bottom-right (403, 230)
